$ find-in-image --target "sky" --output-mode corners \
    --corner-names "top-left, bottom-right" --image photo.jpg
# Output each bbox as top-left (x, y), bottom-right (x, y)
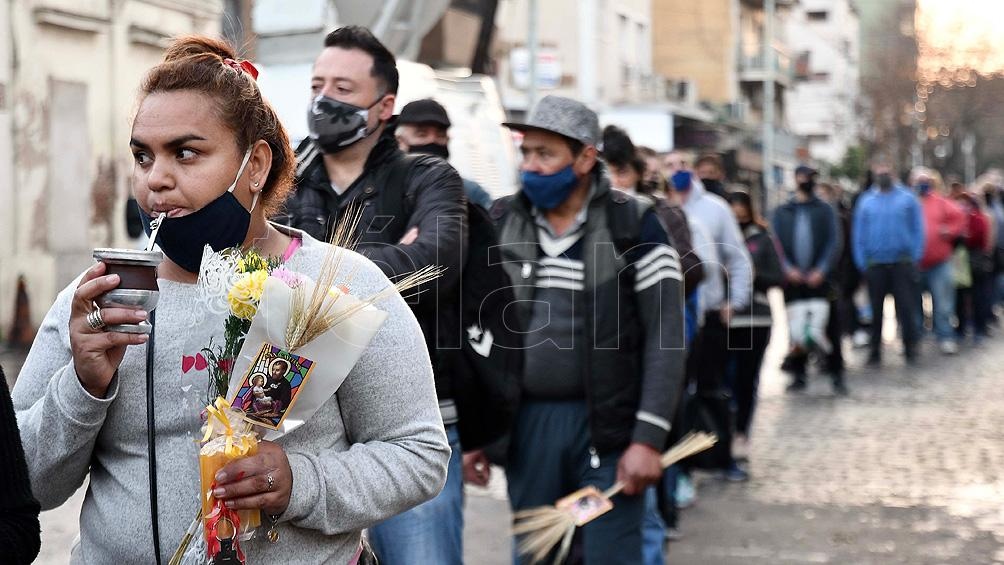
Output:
top-left (916, 0), bottom-right (1004, 82)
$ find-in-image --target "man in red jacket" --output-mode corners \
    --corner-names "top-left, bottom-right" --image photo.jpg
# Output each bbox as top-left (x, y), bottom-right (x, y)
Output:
top-left (914, 168), bottom-right (966, 354)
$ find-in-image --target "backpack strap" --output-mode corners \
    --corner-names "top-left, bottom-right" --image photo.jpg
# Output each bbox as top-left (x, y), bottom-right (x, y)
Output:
top-left (489, 194), bottom-right (516, 224)
top-left (370, 154), bottom-right (422, 242)
top-left (606, 189), bottom-right (653, 256)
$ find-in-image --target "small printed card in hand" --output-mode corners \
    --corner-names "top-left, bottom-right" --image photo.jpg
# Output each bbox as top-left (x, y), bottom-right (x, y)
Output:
top-left (555, 486), bottom-right (614, 527)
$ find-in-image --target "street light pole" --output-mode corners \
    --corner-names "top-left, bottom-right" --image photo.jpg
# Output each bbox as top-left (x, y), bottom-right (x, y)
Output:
top-left (763, 0), bottom-right (776, 210)
top-left (963, 131), bottom-right (976, 185)
top-left (527, 0), bottom-right (539, 113)
top-left (911, 90), bottom-right (923, 168)
top-left (577, 0), bottom-right (598, 106)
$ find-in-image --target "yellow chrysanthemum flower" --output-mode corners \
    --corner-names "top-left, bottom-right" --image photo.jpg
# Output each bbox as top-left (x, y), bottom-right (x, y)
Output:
top-left (237, 250), bottom-right (266, 274)
top-left (228, 269), bottom-right (268, 319)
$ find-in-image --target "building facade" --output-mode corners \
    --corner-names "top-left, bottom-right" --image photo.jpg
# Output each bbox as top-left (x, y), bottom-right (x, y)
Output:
top-left (651, 0), bottom-right (802, 208)
top-left (0, 0), bottom-right (223, 338)
top-left (652, 0), bottom-right (736, 105)
top-left (786, 0), bottom-right (861, 165)
top-left (493, 0), bottom-right (653, 115)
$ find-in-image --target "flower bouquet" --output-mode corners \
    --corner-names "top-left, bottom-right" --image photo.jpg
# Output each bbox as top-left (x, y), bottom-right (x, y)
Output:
top-left (171, 226), bottom-right (440, 564)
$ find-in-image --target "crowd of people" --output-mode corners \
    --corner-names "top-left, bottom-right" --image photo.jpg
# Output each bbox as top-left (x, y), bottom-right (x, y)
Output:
top-left (4, 23), bottom-right (1004, 565)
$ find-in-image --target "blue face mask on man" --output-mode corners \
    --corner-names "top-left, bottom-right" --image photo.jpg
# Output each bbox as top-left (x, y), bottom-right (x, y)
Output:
top-left (520, 165), bottom-right (579, 210)
top-left (916, 182), bottom-right (932, 196)
top-left (670, 170), bottom-right (692, 192)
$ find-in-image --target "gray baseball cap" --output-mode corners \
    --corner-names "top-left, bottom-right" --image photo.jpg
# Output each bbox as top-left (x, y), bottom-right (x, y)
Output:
top-left (503, 95), bottom-right (600, 146)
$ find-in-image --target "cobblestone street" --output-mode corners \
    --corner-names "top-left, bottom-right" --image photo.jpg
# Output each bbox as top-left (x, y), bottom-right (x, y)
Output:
top-left (6, 297), bottom-right (1004, 563)
top-left (461, 295), bottom-right (1004, 564)
top-left (664, 334), bottom-right (1004, 564)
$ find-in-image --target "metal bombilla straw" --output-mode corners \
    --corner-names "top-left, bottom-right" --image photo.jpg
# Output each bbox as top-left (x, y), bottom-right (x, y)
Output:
top-left (146, 213), bottom-right (167, 253)
top-left (146, 213), bottom-right (166, 563)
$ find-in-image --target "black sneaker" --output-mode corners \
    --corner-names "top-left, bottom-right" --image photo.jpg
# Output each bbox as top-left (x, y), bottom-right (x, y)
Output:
top-left (786, 378), bottom-right (807, 393)
top-left (724, 462), bottom-right (750, 482)
top-left (780, 354), bottom-right (796, 373)
top-left (832, 380), bottom-right (849, 396)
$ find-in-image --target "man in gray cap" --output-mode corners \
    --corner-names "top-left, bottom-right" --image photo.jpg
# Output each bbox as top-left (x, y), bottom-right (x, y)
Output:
top-left (492, 95), bottom-right (686, 564)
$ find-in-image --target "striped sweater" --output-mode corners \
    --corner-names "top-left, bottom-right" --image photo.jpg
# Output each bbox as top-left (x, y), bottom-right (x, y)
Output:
top-left (497, 177), bottom-right (686, 451)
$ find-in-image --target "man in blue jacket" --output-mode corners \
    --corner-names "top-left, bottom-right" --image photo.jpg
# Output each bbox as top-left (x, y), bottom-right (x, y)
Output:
top-left (852, 160), bottom-right (925, 365)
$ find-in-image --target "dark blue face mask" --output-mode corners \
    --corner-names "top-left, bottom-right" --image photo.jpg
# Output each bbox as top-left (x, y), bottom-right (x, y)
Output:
top-left (917, 182), bottom-right (931, 195)
top-left (520, 165), bottom-right (579, 210)
top-left (142, 148), bottom-right (256, 273)
top-left (670, 170), bottom-right (692, 191)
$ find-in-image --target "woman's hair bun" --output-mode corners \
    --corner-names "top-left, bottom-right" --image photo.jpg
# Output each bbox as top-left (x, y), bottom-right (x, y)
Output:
top-left (162, 35), bottom-right (237, 63)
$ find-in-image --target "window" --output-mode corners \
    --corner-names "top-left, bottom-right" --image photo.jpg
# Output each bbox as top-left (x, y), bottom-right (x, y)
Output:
top-left (618, 14), bottom-right (630, 60)
top-left (795, 51), bottom-right (811, 80)
top-left (618, 14), bottom-right (632, 86)
top-left (807, 11), bottom-right (828, 22)
top-left (637, 21), bottom-right (648, 72)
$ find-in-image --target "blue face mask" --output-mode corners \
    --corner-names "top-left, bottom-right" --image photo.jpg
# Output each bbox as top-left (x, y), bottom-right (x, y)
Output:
top-left (917, 182), bottom-right (931, 195)
top-left (520, 165), bottom-right (579, 210)
top-left (671, 170), bottom-right (692, 191)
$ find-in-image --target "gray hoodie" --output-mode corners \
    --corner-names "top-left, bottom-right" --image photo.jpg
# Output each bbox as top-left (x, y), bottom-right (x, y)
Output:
top-left (683, 179), bottom-right (754, 314)
top-left (13, 231), bottom-right (450, 563)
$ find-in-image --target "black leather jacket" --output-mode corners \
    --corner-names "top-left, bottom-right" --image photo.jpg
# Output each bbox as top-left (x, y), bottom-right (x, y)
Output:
top-left (278, 132), bottom-right (468, 400)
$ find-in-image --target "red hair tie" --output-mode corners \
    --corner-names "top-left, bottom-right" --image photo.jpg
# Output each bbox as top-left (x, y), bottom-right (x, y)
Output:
top-left (223, 58), bottom-right (259, 81)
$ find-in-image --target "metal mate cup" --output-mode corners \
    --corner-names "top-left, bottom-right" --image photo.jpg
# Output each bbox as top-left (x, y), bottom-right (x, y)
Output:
top-left (91, 248), bottom-right (164, 334)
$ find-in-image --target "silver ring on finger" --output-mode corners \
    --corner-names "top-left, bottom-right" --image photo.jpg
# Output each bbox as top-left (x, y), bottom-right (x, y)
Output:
top-left (265, 473), bottom-right (275, 492)
top-left (86, 308), bottom-right (107, 331)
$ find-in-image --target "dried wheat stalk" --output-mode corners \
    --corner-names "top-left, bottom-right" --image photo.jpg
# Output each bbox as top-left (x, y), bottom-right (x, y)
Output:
top-left (513, 432), bottom-right (718, 564)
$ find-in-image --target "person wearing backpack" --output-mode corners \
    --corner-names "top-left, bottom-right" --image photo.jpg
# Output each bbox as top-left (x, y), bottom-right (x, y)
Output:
top-left (602, 126), bottom-right (704, 557)
top-left (602, 126), bottom-right (704, 297)
top-left (494, 95), bottom-right (686, 564)
top-left (279, 26), bottom-right (513, 565)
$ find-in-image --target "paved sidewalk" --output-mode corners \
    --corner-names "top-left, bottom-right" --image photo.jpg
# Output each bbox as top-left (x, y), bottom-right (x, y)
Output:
top-left (8, 295), bottom-right (1004, 563)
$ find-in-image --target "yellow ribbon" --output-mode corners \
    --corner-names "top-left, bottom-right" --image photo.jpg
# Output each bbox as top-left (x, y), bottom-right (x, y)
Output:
top-left (201, 397), bottom-right (255, 459)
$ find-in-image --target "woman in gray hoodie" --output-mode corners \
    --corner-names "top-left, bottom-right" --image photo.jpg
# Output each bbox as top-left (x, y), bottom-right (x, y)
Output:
top-left (13, 36), bottom-right (449, 563)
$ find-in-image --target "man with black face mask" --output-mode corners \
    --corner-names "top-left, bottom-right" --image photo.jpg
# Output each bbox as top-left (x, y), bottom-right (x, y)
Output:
top-left (395, 98), bottom-right (493, 209)
top-left (280, 26), bottom-right (472, 565)
top-left (695, 153), bottom-right (730, 199)
top-left (772, 166), bottom-right (844, 393)
top-left (852, 160), bottom-right (925, 366)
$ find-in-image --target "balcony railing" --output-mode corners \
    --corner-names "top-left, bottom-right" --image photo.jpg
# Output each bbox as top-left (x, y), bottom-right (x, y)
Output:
top-left (738, 45), bottom-right (793, 85)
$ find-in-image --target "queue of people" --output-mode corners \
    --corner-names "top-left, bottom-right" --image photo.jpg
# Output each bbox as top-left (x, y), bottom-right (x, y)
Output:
top-left (6, 22), bottom-right (1004, 565)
